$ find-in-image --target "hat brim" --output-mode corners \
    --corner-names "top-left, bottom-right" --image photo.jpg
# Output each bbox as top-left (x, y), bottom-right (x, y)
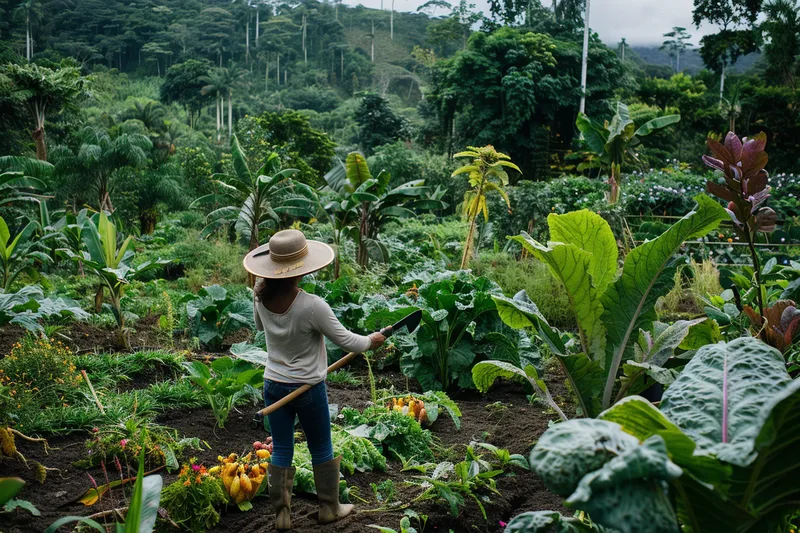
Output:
top-left (243, 239), bottom-right (335, 279)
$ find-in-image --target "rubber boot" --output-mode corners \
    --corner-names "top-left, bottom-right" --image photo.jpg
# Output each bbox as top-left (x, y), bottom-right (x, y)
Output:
top-left (268, 464), bottom-right (296, 530)
top-left (312, 456), bottom-right (353, 524)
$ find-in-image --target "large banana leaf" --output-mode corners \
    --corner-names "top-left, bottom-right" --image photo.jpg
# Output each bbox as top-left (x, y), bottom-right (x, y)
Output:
top-left (575, 113), bottom-right (610, 160)
top-left (635, 115), bottom-right (681, 137)
top-left (599, 194), bottom-right (727, 408)
top-left (345, 152), bottom-right (372, 191)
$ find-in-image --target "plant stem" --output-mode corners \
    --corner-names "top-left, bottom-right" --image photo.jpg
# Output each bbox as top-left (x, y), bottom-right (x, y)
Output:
top-left (745, 228), bottom-right (765, 319)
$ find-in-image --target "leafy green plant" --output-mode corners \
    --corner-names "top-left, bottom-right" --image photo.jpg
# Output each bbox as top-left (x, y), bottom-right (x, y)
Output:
top-left (191, 134), bottom-right (299, 254)
top-left (407, 451), bottom-right (504, 520)
top-left (66, 212), bottom-right (168, 347)
top-left (342, 406), bottom-right (435, 462)
top-left (78, 418), bottom-right (203, 471)
top-left (371, 479), bottom-right (397, 506)
top-left (368, 272), bottom-right (515, 391)
top-left (160, 459), bottom-right (228, 531)
top-left (496, 196), bottom-right (727, 416)
top-left (452, 145), bottom-right (519, 269)
top-left (183, 284), bottom-right (254, 350)
top-left (470, 442), bottom-right (529, 471)
top-left (327, 369), bottom-right (362, 386)
top-left (577, 102), bottom-right (680, 204)
top-left (508, 336), bottom-right (800, 533)
top-left (182, 356), bottom-right (262, 428)
top-left (0, 284), bottom-right (88, 332)
top-left (0, 335), bottom-right (83, 409)
top-left (377, 390), bottom-right (463, 429)
top-left (369, 510), bottom-right (429, 533)
top-left (0, 215), bottom-right (50, 290)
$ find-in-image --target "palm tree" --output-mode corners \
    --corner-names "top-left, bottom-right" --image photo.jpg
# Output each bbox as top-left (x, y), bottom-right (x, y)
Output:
top-left (0, 156), bottom-right (52, 205)
top-left (452, 145), bottom-right (519, 270)
top-left (201, 66), bottom-right (247, 142)
top-left (53, 126), bottom-right (152, 212)
top-left (191, 134), bottom-right (300, 260)
top-left (1, 63), bottom-right (88, 160)
top-left (13, 0), bottom-right (42, 62)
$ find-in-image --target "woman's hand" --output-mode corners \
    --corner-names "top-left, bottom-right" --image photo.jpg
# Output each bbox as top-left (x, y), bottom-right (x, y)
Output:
top-left (368, 332), bottom-right (386, 350)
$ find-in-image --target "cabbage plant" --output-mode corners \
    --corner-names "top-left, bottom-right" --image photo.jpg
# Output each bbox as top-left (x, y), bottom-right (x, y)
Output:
top-left (506, 336), bottom-right (800, 533)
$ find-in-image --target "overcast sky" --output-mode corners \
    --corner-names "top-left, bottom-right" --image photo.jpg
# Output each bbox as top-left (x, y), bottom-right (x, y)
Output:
top-left (342, 0), bottom-right (716, 46)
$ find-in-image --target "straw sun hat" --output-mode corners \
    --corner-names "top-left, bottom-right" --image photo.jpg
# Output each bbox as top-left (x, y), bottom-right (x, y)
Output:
top-left (243, 229), bottom-right (335, 280)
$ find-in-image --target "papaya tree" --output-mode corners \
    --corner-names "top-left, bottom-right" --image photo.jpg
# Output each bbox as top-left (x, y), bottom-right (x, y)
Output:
top-left (576, 102), bottom-right (680, 204)
top-left (452, 145), bottom-right (519, 270)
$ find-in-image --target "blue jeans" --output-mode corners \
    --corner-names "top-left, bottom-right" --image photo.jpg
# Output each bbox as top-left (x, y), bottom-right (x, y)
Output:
top-left (263, 379), bottom-right (334, 468)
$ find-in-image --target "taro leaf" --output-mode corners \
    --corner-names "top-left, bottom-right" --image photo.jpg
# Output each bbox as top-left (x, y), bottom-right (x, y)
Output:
top-left (600, 194), bottom-right (727, 409)
top-left (512, 233), bottom-right (606, 359)
top-left (530, 419), bottom-right (640, 496)
top-left (546, 210), bottom-right (618, 293)
top-left (504, 510), bottom-right (612, 532)
top-left (679, 319), bottom-right (722, 350)
top-left (659, 337), bottom-right (792, 465)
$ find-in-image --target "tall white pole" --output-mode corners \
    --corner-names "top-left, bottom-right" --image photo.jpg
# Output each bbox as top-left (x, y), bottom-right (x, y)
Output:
top-left (579, 0), bottom-right (591, 114)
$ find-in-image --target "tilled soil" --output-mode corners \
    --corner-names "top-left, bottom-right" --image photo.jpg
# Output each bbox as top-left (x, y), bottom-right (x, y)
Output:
top-left (1, 364), bottom-right (567, 533)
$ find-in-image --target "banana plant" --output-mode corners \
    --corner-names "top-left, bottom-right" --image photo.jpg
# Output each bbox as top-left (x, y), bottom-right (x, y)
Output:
top-left (65, 212), bottom-right (168, 347)
top-left (0, 215), bottom-right (51, 290)
top-left (577, 102), bottom-right (680, 204)
top-left (313, 153), bottom-right (444, 272)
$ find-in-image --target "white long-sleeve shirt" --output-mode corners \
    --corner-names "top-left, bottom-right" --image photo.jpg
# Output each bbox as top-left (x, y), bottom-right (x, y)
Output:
top-left (254, 290), bottom-right (371, 384)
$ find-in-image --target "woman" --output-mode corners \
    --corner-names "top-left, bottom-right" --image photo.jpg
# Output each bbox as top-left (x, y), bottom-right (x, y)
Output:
top-left (244, 229), bottom-right (385, 530)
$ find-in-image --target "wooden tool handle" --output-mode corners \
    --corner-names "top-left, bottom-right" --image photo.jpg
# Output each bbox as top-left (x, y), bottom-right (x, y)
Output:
top-left (256, 351), bottom-right (360, 417)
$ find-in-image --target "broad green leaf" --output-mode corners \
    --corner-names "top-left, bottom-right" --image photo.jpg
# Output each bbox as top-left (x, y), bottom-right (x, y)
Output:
top-left (230, 134), bottom-right (252, 184)
top-left (600, 194), bottom-right (727, 409)
top-left (0, 216), bottom-right (9, 248)
top-left (230, 342), bottom-right (269, 366)
top-left (492, 292), bottom-right (566, 356)
top-left (513, 234), bottom-right (606, 359)
top-left (556, 352), bottom-right (605, 418)
top-left (634, 115), bottom-right (681, 137)
top-left (98, 212), bottom-right (117, 267)
top-left (659, 337), bottom-right (792, 466)
top-left (345, 152), bottom-right (372, 190)
top-left (472, 360), bottom-right (530, 393)
top-left (598, 397), bottom-right (731, 487)
top-left (575, 113), bottom-right (609, 158)
top-left (3, 498), bottom-right (41, 516)
top-left (44, 516), bottom-right (106, 533)
top-left (531, 419), bottom-right (640, 496)
top-left (547, 210), bottom-right (618, 292)
top-left (505, 510), bottom-right (611, 532)
top-left (0, 477), bottom-right (24, 507)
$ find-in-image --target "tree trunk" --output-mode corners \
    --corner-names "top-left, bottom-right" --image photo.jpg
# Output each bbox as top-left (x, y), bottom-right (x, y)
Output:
top-left (228, 89), bottom-right (233, 139)
top-left (371, 21), bottom-right (375, 62)
top-left (358, 203), bottom-right (369, 268)
top-left (579, 0), bottom-right (591, 114)
top-left (277, 54), bottom-right (280, 85)
top-left (461, 212), bottom-right (478, 270)
top-left (390, 0), bottom-right (394, 40)
top-left (26, 13), bottom-right (31, 62)
top-left (246, 20), bottom-right (250, 63)
top-left (95, 285), bottom-right (104, 313)
top-left (719, 63), bottom-right (726, 102)
top-left (265, 57), bottom-right (269, 94)
top-left (221, 93), bottom-right (225, 137)
top-left (33, 127), bottom-right (47, 161)
top-left (676, 49), bottom-right (681, 72)
top-left (256, 10), bottom-right (260, 45)
top-left (216, 91), bottom-right (221, 142)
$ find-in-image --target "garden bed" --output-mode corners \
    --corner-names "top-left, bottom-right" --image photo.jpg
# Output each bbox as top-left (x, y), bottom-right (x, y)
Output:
top-left (1, 359), bottom-right (567, 533)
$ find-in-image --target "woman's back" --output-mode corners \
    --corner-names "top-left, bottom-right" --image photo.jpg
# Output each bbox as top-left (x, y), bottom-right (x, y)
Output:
top-left (255, 291), bottom-right (370, 384)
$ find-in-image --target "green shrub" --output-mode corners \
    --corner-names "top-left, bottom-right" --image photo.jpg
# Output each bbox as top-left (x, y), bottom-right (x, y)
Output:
top-left (0, 336), bottom-right (83, 408)
top-left (160, 460), bottom-right (228, 531)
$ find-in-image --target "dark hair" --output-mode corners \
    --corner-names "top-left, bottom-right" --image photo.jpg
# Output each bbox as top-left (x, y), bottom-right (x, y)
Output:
top-left (255, 276), bottom-right (300, 303)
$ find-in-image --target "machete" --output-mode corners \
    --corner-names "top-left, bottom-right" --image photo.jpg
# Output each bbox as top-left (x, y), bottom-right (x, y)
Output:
top-left (255, 310), bottom-right (422, 418)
